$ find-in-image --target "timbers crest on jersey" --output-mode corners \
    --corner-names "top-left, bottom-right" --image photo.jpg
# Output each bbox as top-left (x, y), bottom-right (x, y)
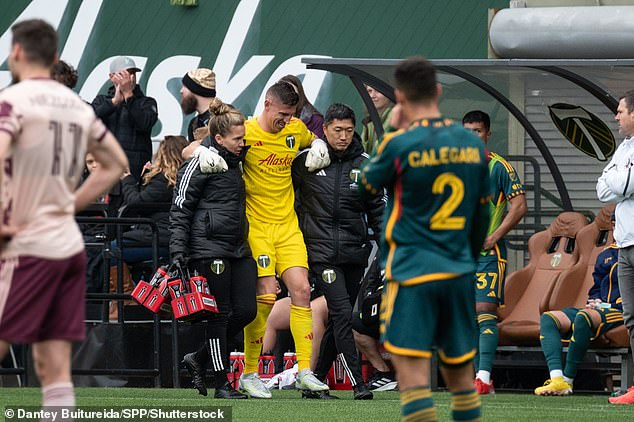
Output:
top-left (286, 135), bottom-right (295, 149)
top-left (257, 254), bottom-right (271, 268)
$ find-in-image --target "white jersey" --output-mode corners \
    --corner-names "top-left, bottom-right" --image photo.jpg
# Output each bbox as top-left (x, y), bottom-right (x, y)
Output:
top-left (0, 78), bottom-right (107, 259)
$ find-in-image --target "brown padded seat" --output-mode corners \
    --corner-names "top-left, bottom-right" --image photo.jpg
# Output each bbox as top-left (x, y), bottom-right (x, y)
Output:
top-left (498, 212), bottom-right (589, 346)
top-left (541, 204), bottom-right (615, 313)
top-left (538, 205), bottom-right (628, 347)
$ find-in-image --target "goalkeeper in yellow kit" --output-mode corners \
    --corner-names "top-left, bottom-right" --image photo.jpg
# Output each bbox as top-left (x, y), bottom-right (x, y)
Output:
top-left (188, 80), bottom-right (331, 398)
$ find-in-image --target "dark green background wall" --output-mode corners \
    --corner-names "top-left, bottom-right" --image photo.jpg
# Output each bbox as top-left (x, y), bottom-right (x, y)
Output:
top-left (1, 0), bottom-right (509, 136)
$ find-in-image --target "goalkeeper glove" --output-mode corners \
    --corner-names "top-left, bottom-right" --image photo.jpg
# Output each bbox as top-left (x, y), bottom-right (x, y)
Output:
top-left (193, 146), bottom-right (228, 174)
top-left (305, 139), bottom-right (330, 172)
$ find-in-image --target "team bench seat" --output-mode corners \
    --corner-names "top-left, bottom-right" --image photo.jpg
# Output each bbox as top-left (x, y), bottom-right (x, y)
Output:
top-left (495, 345), bottom-right (633, 393)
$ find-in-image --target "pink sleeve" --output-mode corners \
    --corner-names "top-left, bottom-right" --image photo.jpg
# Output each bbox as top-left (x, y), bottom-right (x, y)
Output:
top-left (0, 100), bottom-right (20, 139)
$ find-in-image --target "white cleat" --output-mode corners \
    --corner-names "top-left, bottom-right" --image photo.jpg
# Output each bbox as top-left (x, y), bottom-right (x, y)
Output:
top-left (295, 369), bottom-right (329, 392)
top-left (238, 372), bottom-right (272, 399)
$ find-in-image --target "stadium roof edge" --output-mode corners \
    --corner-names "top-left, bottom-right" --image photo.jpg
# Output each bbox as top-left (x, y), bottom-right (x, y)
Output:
top-left (303, 57), bottom-right (634, 210)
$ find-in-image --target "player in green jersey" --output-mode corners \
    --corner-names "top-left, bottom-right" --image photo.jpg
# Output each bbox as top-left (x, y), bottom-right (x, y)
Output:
top-left (361, 57), bottom-right (490, 422)
top-left (463, 110), bottom-right (527, 395)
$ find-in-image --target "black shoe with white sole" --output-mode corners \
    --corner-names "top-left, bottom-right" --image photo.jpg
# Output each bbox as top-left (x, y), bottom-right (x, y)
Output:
top-left (367, 370), bottom-right (398, 391)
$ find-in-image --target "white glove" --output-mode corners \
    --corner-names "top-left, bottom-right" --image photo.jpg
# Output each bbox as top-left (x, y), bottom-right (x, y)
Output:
top-left (192, 145), bottom-right (228, 174)
top-left (305, 139), bottom-right (330, 172)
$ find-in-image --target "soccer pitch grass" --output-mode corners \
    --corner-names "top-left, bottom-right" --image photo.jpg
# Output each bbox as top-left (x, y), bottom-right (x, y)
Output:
top-left (0, 388), bottom-right (632, 421)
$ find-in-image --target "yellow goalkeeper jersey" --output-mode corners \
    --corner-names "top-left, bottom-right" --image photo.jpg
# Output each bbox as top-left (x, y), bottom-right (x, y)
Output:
top-left (244, 117), bottom-right (314, 223)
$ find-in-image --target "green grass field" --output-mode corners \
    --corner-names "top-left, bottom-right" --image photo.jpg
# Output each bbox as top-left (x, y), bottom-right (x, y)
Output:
top-left (0, 388), bottom-right (632, 421)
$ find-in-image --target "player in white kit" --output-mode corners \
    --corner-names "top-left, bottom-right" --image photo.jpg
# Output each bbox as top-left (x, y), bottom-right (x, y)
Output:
top-left (0, 19), bottom-right (127, 410)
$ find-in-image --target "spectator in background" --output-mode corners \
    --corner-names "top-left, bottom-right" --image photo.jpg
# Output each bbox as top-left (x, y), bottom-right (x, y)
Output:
top-left (535, 215), bottom-right (621, 396)
top-left (279, 74), bottom-right (325, 139)
top-left (92, 56), bottom-right (158, 181)
top-left (51, 60), bottom-right (78, 89)
top-left (117, 135), bottom-right (189, 264)
top-left (79, 153), bottom-right (110, 295)
top-left (361, 85), bottom-right (394, 154)
top-left (292, 103), bottom-right (383, 400)
top-left (173, 99), bottom-right (257, 399)
top-left (180, 68), bottom-right (217, 141)
top-left (597, 90), bottom-right (634, 405)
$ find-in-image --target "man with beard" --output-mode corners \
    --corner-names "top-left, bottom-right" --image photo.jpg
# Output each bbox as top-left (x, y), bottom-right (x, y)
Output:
top-left (92, 56), bottom-right (157, 181)
top-left (180, 68), bottom-right (217, 142)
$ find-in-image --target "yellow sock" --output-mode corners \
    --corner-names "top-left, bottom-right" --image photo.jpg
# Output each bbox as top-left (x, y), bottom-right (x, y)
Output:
top-left (290, 304), bottom-right (313, 372)
top-left (243, 294), bottom-right (276, 374)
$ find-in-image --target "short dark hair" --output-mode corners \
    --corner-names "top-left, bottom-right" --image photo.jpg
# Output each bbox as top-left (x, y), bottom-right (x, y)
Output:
top-left (267, 81), bottom-right (300, 107)
top-left (324, 103), bottom-right (356, 126)
top-left (462, 110), bottom-right (491, 131)
top-left (51, 60), bottom-right (78, 89)
top-left (620, 90), bottom-right (634, 114)
top-left (11, 19), bottom-right (58, 67)
top-left (394, 56), bottom-right (437, 103)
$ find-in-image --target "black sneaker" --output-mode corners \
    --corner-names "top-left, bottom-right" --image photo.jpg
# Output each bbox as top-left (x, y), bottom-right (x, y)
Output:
top-left (181, 353), bottom-right (207, 396)
top-left (301, 390), bottom-right (339, 399)
top-left (214, 381), bottom-right (248, 399)
top-left (368, 370), bottom-right (398, 391)
top-left (353, 383), bottom-right (374, 400)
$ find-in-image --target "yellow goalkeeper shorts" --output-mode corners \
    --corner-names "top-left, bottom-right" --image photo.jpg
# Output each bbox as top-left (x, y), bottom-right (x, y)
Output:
top-left (248, 217), bottom-right (308, 277)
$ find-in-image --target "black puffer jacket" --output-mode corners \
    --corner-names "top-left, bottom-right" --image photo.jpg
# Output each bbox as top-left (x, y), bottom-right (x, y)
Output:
top-left (170, 138), bottom-right (251, 261)
top-left (120, 173), bottom-right (173, 246)
top-left (92, 85), bottom-right (158, 180)
top-left (292, 136), bottom-right (385, 266)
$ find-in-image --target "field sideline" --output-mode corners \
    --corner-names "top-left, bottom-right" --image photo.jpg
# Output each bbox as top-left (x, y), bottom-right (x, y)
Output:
top-left (0, 388), bottom-right (632, 421)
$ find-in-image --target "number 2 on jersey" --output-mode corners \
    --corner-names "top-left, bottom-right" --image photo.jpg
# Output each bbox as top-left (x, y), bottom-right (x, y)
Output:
top-left (430, 172), bottom-right (465, 230)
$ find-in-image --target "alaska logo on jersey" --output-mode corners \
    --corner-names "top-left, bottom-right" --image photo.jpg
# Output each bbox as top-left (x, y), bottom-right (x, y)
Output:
top-left (286, 135), bottom-right (296, 149)
top-left (257, 254), bottom-right (271, 268)
top-left (548, 103), bottom-right (615, 161)
top-left (210, 259), bottom-right (225, 274)
top-left (257, 153), bottom-right (294, 166)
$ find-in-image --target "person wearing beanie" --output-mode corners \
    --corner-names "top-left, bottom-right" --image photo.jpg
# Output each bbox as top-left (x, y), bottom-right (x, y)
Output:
top-left (180, 68), bottom-right (217, 142)
top-left (92, 56), bottom-right (157, 182)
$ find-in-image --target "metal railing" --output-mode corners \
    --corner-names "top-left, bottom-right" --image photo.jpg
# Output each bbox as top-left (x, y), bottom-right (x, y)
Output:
top-left (0, 210), bottom-right (180, 388)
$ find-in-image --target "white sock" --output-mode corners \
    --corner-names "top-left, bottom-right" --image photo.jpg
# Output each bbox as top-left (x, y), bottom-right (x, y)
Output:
top-left (475, 370), bottom-right (490, 384)
top-left (549, 369), bottom-right (563, 380)
top-left (42, 382), bottom-right (75, 407)
top-left (563, 375), bottom-right (574, 385)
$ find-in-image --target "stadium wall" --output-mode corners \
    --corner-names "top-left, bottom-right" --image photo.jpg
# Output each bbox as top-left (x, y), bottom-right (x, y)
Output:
top-left (0, 0), bottom-right (508, 139)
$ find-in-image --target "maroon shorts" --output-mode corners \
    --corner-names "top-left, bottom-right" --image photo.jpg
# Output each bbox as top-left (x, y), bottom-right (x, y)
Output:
top-left (0, 252), bottom-right (87, 343)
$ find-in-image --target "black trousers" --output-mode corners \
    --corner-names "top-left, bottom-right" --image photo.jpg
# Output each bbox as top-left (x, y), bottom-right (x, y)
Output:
top-left (190, 257), bottom-right (257, 386)
top-left (312, 263), bottom-right (364, 386)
